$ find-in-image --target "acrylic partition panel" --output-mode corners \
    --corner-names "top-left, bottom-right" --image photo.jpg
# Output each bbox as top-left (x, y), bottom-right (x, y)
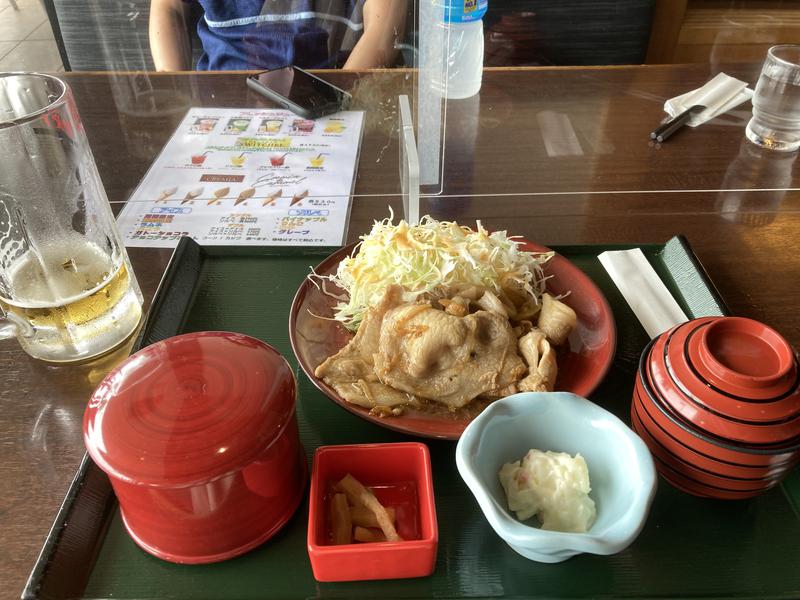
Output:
top-left (41, 0), bottom-right (422, 210)
top-left (410, 0), bottom-right (800, 225)
top-left (12, 2), bottom-right (800, 244)
top-left (399, 95), bottom-right (420, 224)
top-left (415, 0), bottom-right (445, 192)
top-left (29, 1), bottom-right (800, 217)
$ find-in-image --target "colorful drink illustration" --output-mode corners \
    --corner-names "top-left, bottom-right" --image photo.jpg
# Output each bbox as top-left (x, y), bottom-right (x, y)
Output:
top-left (292, 119), bottom-right (315, 133)
top-left (224, 118), bottom-right (251, 133)
top-left (230, 153), bottom-right (246, 167)
top-left (190, 117), bottom-right (218, 134)
top-left (270, 153), bottom-right (288, 166)
top-left (260, 118), bottom-right (283, 133)
top-left (309, 153), bottom-right (327, 168)
top-left (324, 121), bottom-right (345, 134)
top-left (190, 151), bottom-right (209, 165)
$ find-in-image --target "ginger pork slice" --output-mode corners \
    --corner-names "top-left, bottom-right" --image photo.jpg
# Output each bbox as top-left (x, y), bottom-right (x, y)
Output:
top-left (374, 305), bottom-right (526, 409)
top-left (315, 285), bottom-right (415, 410)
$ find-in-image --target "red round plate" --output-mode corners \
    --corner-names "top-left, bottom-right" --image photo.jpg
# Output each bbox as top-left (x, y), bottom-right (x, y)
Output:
top-left (289, 240), bottom-right (616, 439)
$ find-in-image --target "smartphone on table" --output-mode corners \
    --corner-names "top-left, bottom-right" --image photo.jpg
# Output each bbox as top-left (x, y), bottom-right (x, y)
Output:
top-left (246, 65), bottom-right (351, 119)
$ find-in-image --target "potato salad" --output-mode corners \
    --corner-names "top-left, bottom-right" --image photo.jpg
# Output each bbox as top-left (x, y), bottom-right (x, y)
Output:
top-left (498, 449), bottom-right (596, 533)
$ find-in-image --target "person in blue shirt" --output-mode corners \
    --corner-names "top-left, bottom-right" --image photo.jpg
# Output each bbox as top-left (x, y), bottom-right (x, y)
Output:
top-left (150, 0), bottom-right (407, 71)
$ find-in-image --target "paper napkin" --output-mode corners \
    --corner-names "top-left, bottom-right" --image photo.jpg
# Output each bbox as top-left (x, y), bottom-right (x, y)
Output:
top-left (664, 72), bottom-right (754, 128)
top-left (598, 249), bottom-right (688, 339)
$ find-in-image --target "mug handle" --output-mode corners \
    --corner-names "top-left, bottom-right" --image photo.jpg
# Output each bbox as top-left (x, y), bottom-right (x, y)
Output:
top-left (0, 318), bottom-right (18, 340)
top-left (0, 312), bottom-right (33, 340)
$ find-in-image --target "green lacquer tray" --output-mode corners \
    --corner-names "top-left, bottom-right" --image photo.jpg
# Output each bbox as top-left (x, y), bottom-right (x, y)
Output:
top-left (23, 236), bottom-right (800, 600)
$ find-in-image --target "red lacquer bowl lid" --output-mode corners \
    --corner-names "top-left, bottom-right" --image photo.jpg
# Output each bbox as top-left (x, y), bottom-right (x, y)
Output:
top-left (690, 317), bottom-right (797, 399)
top-left (649, 323), bottom-right (800, 445)
top-left (84, 331), bottom-right (296, 487)
top-left (642, 335), bottom-right (800, 453)
top-left (663, 319), bottom-right (800, 422)
top-left (652, 318), bottom-right (800, 434)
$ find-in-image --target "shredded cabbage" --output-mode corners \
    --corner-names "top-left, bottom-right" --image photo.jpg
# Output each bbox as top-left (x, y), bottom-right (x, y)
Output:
top-left (314, 214), bottom-right (554, 331)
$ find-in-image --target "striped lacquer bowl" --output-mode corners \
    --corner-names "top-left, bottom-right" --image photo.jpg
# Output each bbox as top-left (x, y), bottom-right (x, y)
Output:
top-left (631, 317), bottom-right (800, 500)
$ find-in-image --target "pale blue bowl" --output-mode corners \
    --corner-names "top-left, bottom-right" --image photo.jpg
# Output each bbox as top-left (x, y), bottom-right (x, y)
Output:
top-left (455, 392), bottom-right (657, 563)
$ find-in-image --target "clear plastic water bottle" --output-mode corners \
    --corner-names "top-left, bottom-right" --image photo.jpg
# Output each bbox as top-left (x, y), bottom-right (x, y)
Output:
top-left (431, 0), bottom-right (488, 99)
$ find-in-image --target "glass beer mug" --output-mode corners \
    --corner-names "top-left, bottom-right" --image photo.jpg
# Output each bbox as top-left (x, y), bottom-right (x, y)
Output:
top-left (0, 73), bottom-right (143, 362)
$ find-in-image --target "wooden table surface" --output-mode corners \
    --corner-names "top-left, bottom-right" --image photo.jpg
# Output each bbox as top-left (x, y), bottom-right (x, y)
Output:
top-left (2, 66), bottom-right (799, 598)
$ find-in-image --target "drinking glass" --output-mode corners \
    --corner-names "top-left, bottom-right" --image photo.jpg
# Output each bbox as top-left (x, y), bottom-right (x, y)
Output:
top-left (0, 72), bottom-right (143, 362)
top-left (746, 45), bottom-right (800, 152)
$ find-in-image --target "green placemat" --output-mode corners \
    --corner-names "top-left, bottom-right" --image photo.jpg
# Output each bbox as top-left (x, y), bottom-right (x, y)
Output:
top-left (83, 243), bottom-right (800, 600)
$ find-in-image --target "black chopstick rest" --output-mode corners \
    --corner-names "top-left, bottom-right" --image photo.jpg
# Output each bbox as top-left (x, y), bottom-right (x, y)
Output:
top-left (650, 105), bottom-right (706, 143)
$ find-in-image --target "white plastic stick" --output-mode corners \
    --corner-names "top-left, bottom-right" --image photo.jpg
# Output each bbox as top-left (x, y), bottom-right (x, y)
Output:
top-left (598, 248), bottom-right (688, 339)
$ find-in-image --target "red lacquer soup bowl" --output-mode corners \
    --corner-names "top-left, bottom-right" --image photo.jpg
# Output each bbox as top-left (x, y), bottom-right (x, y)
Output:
top-left (632, 324), bottom-right (800, 500)
top-left (631, 383), bottom-right (794, 481)
top-left (83, 331), bottom-right (307, 564)
top-left (631, 397), bottom-right (786, 496)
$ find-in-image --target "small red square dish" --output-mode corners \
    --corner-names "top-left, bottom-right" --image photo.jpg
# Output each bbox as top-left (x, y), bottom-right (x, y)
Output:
top-left (307, 442), bottom-right (438, 582)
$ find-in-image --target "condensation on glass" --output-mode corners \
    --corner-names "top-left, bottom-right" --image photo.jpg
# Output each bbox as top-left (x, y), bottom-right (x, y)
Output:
top-left (0, 73), bottom-right (143, 362)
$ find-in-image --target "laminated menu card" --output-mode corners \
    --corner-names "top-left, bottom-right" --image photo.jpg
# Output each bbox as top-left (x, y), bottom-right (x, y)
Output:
top-left (116, 107), bottom-right (364, 247)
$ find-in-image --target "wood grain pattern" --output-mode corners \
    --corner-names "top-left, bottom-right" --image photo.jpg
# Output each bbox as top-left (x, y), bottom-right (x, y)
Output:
top-left (674, 3), bottom-right (800, 63)
top-left (1, 67), bottom-right (799, 598)
top-left (650, 0), bottom-right (800, 64)
top-left (645, 0), bottom-right (688, 63)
